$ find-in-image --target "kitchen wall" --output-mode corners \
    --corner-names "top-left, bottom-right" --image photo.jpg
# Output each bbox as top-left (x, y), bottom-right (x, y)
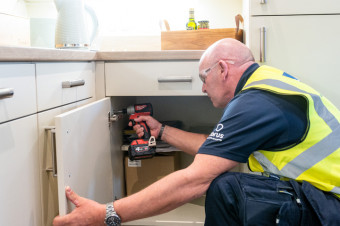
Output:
top-left (25, 0), bottom-right (242, 50)
top-left (0, 0), bottom-right (30, 46)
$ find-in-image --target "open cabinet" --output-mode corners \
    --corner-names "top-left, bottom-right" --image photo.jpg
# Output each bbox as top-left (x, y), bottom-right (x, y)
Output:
top-left (52, 95), bottom-right (223, 225)
top-left (50, 59), bottom-right (248, 225)
top-left (47, 61), bottom-right (222, 225)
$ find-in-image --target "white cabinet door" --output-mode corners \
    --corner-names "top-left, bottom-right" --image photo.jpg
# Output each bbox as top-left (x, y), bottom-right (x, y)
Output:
top-left (55, 98), bottom-right (114, 215)
top-left (0, 115), bottom-right (42, 226)
top-left (250, 0), bottom-right (340, 15)
top-left (249, 14), bottom-right (340, 108)
top-left (36, 62), bottom-right (95, 111)
top-left (0, 63), bottom-right (36, 123)
top-left (105, 61), bottom-right (203, 96)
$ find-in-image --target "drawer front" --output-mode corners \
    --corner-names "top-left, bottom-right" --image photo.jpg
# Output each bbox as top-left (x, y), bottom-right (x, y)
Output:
top-left (0, 63), bottom-right (36, 123)
top-left (36, 62), bottom-right (95, 111)
top-left (105, 61), bottom-right (204, 96)
top-left (250, 0), bottom-right (340, 15)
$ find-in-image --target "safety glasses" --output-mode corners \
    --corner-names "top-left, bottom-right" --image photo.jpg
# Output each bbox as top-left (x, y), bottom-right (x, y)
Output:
top-left (199, 60), bottom-right (235, 83)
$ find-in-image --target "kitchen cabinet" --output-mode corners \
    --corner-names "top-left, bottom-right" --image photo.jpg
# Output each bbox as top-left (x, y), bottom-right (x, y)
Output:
top-left (244, 0), bottom-right (340, 108)
top-left (0, 115), bottom-right (41, 225)
top-left (0, 63), bottom-right (36, 123)
top-left (105, 61), bottom-right (203, 96)
top-left (0, 61), bottom-right (96, 226)
top-left (36, 62), bottom-right (95, 111)
top-left (0, 63), bottom-right (41, 226)
top-left (36, 62), bottom-right (96, 225)
top-left (55, 98), bottom-right (114, 215)
top-left (249, 0), bottom-right (340, 15)
top-left (51, 58), bottom-right (224, 225)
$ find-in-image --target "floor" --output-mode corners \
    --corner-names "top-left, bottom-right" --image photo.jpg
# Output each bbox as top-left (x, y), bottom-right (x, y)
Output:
top-left (122, 203), bottom-right (205, 226)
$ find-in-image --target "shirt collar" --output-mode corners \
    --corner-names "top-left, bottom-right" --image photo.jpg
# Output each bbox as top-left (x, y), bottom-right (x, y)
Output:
top-left (234, 63), bottom-right (260, 96)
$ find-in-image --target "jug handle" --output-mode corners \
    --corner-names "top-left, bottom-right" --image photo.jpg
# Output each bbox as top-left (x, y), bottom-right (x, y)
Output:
top-left (85, 4), bottom-right (99, 44)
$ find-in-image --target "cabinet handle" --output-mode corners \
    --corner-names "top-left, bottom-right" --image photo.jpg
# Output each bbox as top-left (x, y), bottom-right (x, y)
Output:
top-left (260, 0), bottom-right (267, 4)
top-left (45, 127), bottom-right (57, 177)
top-left (62, 79), bottom-right (85, 88)
top-left (158, 76), bottom-right (192, 83)
top-left (260, 26), bottom-right (267, 62)
top-left (0, 88), bottom-right (14, 99)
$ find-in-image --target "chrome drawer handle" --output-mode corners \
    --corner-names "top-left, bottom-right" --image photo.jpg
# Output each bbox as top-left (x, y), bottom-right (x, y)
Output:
top-left (45, 127), bottom-right (57, 177)
top-left (260, 26), bottom-right (267, 62)
top-left (158, 76), bottom-right (192, 83)
top-left (62, 79), bottom-right (85, 88)
top-left (0, 88), bottom-right (14, 99)
top-left (260, 0), bottom-right (267, 4)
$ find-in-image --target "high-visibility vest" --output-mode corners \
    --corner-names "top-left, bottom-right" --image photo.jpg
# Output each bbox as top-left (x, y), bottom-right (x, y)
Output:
top-left (243, 65), bottom-right (340, 198)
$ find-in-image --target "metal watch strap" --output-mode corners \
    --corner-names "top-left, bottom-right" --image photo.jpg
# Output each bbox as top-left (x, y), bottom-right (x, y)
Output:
top-left (158, 124), bottom-right (165, 139)
top-left (105, 202), bottom-right (121, 226)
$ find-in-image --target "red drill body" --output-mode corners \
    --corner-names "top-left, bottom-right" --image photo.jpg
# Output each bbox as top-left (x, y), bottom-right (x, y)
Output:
top-left (114, 103), bottom-right (156, 160)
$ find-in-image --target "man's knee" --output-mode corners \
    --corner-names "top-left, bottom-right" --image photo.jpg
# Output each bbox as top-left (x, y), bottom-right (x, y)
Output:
top-left (205, 172), bottom-right (242, 226)
top-left (206, 172), bottom-right (241, 200)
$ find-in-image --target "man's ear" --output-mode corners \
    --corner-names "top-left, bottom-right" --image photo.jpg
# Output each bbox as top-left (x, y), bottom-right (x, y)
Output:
top-left (219, 60), bottom-right (229, 80)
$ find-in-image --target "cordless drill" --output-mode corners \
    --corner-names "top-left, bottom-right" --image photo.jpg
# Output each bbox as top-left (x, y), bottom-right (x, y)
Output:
top-left (114, 103), bottom-right (156, 160)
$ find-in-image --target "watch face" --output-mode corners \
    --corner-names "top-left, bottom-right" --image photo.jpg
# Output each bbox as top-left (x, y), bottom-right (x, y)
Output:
top-left (106, 216), bottom-right (120, 226)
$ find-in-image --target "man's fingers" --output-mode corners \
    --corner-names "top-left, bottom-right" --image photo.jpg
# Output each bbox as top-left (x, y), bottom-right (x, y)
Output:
top-left (65, 186), bottom-right (81, 207)
top-left (134, 115), bottom-right (148, 122)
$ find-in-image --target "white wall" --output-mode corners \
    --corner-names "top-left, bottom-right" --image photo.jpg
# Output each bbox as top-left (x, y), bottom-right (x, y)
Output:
top-left (20, 0), bottom-right (242, 50)
top-left (86, 0), bottom-right (242, 50)
top-left (0, 0), bottom-right (28, 17)
top-left (0, 0), bottom-right (30, 47)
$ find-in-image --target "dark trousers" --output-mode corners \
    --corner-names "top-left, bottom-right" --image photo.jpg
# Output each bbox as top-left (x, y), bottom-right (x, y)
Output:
top-left (205, 172), bottom-right (340, 226)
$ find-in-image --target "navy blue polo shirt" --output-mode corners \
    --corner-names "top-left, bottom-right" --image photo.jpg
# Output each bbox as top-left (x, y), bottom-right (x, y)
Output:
top-left (198, 63), bottom-right (308, 163)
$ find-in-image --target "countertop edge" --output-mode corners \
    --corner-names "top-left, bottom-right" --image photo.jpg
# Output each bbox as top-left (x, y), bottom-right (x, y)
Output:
top-left (96, 50), bottom-right (204, 61)
top-left (0, 46), bottom-right (204, 62)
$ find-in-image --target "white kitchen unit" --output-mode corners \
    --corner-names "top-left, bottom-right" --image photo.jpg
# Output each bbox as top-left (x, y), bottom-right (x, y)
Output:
top-left (244, 0), bottom-right (340, 108)
top-left (36, 62), bottom-right (96, 225)
top-left (105, 61), bottom-right (202, 96)
top-left (48, 59), bottom-right (225, 225)
top-left (0, 63), bottom-right (36, 123)
top-left (0, 63), bottom-right (42, 226)
top-left (36, 62), bottom-right (95, 111)
top-left (249, 0), bottom-right (340, 15)
top-left (0, 60), bottom-right (96, 226)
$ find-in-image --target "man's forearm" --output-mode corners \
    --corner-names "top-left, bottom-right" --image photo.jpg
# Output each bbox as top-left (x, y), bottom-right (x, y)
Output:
top-left (114, 167), bottom-right (210, 223)
top-left (161, 125), bottom-right (208, 155)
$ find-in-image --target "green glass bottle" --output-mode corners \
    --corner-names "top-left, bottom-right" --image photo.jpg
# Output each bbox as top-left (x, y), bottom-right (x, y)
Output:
top-left (186, 8), bottom-right (197, 30)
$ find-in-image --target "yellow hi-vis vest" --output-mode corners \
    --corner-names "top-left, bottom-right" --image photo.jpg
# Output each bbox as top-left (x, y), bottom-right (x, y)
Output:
top-left (243, 65), bottom-right (340, 198)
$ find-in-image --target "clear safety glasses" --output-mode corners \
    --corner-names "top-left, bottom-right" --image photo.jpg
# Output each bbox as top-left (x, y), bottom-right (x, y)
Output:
top-left (199, 60), bottom-right (235, 83)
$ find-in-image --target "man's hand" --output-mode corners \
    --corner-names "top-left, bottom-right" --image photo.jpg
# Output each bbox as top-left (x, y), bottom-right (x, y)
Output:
top-left (129, 116), bottom-right (162, 138)
top-left (53, 186), bottom-right (106, 226)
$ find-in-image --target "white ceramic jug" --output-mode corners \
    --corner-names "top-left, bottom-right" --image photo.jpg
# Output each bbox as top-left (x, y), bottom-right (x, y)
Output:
top-left (54, 0), bottom-right (98, 49)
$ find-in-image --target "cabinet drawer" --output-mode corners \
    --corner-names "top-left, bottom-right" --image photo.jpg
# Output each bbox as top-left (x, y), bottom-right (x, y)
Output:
top-left (105, 61), bottom-right (203, 96)
top-left (36, 62), bottom-right (95, 111)
top-left (0, 63), bottom-right (36, 123)
top-left (250, 0), bottom-right (340, 15)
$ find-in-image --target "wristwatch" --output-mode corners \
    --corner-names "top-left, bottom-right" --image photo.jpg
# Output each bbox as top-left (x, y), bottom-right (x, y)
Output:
top-left (105, 202), bottom-right (121, 226)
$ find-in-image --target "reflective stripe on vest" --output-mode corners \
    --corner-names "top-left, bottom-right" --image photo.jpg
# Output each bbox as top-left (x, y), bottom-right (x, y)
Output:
top-left (243, 66), bottom-right (340, 195)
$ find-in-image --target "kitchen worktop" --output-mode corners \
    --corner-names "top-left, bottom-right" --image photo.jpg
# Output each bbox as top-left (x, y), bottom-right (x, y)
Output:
top-left (0, 46), bottom-right (204, 62)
